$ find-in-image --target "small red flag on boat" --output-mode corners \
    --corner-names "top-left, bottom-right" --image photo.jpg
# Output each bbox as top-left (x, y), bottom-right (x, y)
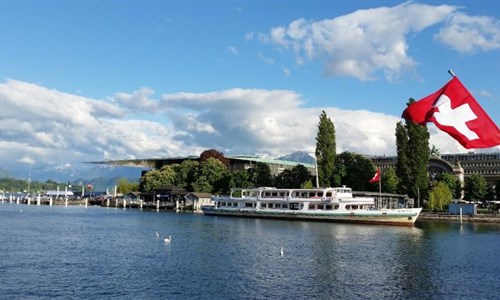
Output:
top-left (369, 168), bottom-right (380, 183)
top-left (402, 76), bottom-right (500, 149)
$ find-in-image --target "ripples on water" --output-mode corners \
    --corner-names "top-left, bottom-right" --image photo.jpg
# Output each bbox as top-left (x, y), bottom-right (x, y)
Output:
top-left (0, 204), bottom-right (499, 299)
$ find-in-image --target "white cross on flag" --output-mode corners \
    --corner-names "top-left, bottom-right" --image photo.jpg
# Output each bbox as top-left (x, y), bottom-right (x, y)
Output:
top-left (402, 76), bottom-right (500, 149)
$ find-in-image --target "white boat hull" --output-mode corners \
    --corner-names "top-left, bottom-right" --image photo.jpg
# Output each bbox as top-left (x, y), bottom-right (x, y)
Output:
top-left (201, 207), bottom-right (422, 226)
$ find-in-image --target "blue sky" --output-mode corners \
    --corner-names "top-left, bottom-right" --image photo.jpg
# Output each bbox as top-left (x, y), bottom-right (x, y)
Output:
top-left (0, 0), bottom-right (499, 178)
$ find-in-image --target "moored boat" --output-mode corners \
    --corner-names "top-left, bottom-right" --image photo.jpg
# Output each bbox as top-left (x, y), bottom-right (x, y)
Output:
top-left (201, 186), bottom-right (422, 226)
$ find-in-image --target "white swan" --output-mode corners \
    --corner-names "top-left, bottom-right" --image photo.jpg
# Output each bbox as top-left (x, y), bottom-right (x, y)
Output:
top-left (155, 231), bottom-right (160, 238)
top-left (280, 247), bottom-right (284, 256)
top-left (164, 235), bottom-right (172, 243)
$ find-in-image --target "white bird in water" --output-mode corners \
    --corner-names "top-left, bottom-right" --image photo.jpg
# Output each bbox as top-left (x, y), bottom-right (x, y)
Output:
top-left (155, 231), bottom-right (160, 238)
top-left (164, 235), bottom-right (172, 243)
top-left (280, 247), bottom-right (284, 257)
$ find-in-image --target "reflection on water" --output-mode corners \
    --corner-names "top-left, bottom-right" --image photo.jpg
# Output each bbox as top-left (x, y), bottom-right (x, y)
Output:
top-left (0, 204), bottom-right (498, 299)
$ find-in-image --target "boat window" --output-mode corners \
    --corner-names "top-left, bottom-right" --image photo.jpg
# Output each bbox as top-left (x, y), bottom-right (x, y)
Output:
top-left (245, 202), bottom-right (253, 208)
top-left (317, 204), bottom-right (324, 210)
top-left (221, 202), bottom-right (226, 207)
top-left (352, 205), bottom-right (358, 210)
top-left (233, 203), bottom-right (238, 207)
top-left (309, 204), bottom-right (315, 210)
top-left (268, 203), bottom-right (274, 208)
top-left (275, 203), bottom-right (281, 209)
top-left (326, 205), bottom-right (332, 210)
top-left (216, 202), bottom-right (221, 207)
top-left (334, 204), bottom-right (339, 209)
top-left (282, 203), bottom-right (289, 209)
top-left (325, 192), bottom-right (332, 197)
top-left (346, 205), bottom-right (350, 210)
top-left (261, 203), bottom-right (267, 208)
top-left (308, 192), bottom-right (316, 197)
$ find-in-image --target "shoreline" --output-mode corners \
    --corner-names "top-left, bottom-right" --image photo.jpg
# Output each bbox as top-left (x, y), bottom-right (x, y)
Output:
top-left (418, 212), bottom-right (500, 224)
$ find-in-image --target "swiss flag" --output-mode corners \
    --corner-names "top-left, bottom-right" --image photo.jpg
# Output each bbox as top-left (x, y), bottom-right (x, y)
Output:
top-left (402, 76), bottom-right (500, 149)
top-left (369, 168), bottom-right (380, 183)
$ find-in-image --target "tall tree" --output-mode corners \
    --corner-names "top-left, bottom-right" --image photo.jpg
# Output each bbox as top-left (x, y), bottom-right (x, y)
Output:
top-left (396, 99), bottom-right (430, 207)
top-left (464, 174), bottom-right (487, 201)
top-left (334, 151), bottom-right (376, 191)
top-left (315, 110), bottom-right (336, 187)
top-left (395, 122), bottom-right (411, 195)
top-left (381, 168), bottom-right (398, 194)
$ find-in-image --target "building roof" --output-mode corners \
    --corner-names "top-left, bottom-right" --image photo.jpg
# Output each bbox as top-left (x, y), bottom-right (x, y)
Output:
top-left (88, 155), bottom-right (315, 169)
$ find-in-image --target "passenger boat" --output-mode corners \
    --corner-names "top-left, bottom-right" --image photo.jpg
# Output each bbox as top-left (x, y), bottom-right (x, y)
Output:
top-left (201, 186), bottom-right (422, 226)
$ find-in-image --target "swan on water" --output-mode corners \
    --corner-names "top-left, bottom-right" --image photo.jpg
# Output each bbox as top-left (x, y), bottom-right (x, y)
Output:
top-left (280, 247), bottom-right (284, 256)
top-left (156, 231), bottom-right (160, 238)
top-left (164, 235), bottom-right (172, 243)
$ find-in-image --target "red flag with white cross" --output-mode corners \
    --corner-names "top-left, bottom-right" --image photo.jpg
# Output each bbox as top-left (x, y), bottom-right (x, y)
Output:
top-left (369, 168), bottom-right (380, 183)
top-left (402, 76), bottom-right (500, 149)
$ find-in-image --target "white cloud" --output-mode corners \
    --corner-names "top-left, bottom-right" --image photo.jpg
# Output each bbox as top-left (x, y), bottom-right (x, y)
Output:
top-left (282, 67), bottom-right (291, 77)
top-left (227, 46), bottom-right (239, 54)
top-left (112, 87), bottom-right (158, 112)
top-left (435, 13), bottom-right (500, 53)
top-left (0, 78), bottom-right (480, 177)
top-left (259, 2), bottom-right (458, 81)
top-left (18, 156), bottom-right (36, 165)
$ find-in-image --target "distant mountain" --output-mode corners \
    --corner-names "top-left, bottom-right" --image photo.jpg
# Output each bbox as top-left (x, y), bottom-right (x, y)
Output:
top-left (277, 151), bottom-right (315, 165)
top-left (10, 163), bottom-right (144, 191)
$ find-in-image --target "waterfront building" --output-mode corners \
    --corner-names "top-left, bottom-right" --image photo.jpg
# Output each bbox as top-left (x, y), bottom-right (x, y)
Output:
top-left (94, 155), bottom-right (316, 177)
top-left (371, 152), bottom-right (500, 185)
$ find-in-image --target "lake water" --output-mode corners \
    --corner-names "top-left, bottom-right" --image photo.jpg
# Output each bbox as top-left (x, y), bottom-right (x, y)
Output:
top-left (0, 204), bottom-right (499, 300)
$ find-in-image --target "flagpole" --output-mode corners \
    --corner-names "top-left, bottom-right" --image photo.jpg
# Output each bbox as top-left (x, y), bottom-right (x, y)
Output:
top-left (378, 170), bottom-right (382, 208)
top-left (448, 69), bottom-right (456, 77)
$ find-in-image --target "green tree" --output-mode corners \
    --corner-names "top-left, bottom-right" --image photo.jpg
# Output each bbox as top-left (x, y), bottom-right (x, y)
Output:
top-left (193, 176), bottom-right (212, 193)
top-left (464, 174), bottom-right (487, 201)
top-left (248, 162), bottom-right (273, 187)
top-left (396, 99), bottom-right (430, 207)
top-left (435, 173), bottom-right (461, 200)
top-left (395, 122), bottom-right (411, 195)
top-left (301, 179), bottom-right (314, 189)
top-left (335, 151), bottom-right (377, 191)
top-left (315, 110), bottom-right (336, 187)
top-left (381, 168), bottom-right (398, 194)
top-left (139, 165), bottom-right (176, 192)
top-left (116, 177), bottom-right (139, 194)
top-left (274, 164), bottom-right (311, 188)
top-left (428, 182), bottom-right (452, 211)
top-left (231, 169), bottom-right (252, 189)
top-left (173, 160), bottom-right (199, 191)
top-left (197, 157), bottom-right (229, 194)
